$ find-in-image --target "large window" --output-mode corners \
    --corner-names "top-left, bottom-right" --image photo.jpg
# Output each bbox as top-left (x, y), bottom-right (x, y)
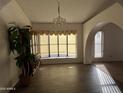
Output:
top-left (31, 33), bottom-right (77, 58)
top-left (94, 31), bottom-right (104, 58)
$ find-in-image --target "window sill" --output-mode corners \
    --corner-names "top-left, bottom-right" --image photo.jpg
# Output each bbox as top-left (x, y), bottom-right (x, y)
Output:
top-left (40, 56), bottom-right (77, 60)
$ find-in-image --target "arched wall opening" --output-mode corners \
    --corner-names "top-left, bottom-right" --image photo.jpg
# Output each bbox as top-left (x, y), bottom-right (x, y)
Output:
top-left (84, 22), bottom-right (123, 64)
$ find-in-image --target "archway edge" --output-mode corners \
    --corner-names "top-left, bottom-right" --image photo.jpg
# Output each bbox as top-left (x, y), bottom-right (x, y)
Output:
top-left (84, 21), bottom-right (122, 64)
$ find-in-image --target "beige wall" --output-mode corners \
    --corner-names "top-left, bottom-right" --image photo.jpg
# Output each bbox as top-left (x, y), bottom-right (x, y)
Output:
top-left (0, 15), bottom-right (9, 93)
top-left (0, 0), bottom-right (11, 10)
top-left (0, 0), bottom-right (31, 26)
top-left (32, 23), bottom-right (83, 64)
top-left (83, 3), bottom-right (122, 63)
top-left (0, 15), bottom-right (19, 93)
top-left (101, 25), bottom-right (123, 61)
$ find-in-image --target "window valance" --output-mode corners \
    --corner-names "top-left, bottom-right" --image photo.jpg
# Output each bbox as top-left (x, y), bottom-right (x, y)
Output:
top-left (31, 30), bottom-right (77, 35)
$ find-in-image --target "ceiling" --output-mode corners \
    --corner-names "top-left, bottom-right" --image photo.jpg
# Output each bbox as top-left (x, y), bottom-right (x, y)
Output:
top-left (16, 0), bottom-right (115, 23)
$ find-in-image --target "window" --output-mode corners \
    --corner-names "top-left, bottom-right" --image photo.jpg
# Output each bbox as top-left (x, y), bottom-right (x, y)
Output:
top-left (59, 34), bottom-right (67, 57)
top-left (50, 34), bottom-right (58, 57)
top-left (94, 31), bottom-right (104, 58)
top-left (40, 34), bottom-right (48, 58)
top-left (31, 34), bottom-right (39, 54)
top-left (68, 34), bottom-right (76, 57)
top-left (31, 33), bottom-right (77, 58)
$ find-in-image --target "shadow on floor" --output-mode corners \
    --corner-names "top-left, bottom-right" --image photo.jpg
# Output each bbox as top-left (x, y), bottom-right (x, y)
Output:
top-left (93, 61), bottom-right (123, 91)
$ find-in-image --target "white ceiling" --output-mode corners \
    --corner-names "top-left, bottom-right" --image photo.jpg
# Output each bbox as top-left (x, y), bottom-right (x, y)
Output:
top-left (16, 0), bottom-right (115, 23)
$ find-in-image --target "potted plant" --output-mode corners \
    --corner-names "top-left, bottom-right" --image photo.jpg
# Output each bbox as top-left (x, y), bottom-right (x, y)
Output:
top-left (8, 24), bottom-right (36, 86)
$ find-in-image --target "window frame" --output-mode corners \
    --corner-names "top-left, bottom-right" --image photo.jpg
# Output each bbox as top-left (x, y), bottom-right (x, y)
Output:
top-left (32, 34), bottom-right (77, 58)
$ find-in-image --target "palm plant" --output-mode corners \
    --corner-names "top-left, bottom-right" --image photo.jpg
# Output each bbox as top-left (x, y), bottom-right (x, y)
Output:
top-left (8, 24), bottom-right (36, 85)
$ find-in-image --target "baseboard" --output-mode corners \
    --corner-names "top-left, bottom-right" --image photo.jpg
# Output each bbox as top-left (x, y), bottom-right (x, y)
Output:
top-left (92, 60), bottom-right (123, 63)
top-left (12, 79), bottom-right (19, 88)
top-left (8, 79), bottom-right (19, 93)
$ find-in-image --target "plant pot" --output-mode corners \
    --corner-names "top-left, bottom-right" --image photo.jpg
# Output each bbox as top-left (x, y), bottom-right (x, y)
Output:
top-left (19, 75), bottom-right (31, 87)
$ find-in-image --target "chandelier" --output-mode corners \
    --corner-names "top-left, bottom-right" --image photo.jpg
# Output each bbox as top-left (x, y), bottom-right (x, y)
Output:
top-left (53, 0), bottom-right (66, 26)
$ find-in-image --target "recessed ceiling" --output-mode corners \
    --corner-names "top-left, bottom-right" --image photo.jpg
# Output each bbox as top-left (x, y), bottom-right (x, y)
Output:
top-left (16, 0), bottom-right (115, 23)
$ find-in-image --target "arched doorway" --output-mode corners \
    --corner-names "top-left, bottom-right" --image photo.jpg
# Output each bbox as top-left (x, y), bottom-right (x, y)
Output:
top-left (85, 22), bottom-right (123, 64)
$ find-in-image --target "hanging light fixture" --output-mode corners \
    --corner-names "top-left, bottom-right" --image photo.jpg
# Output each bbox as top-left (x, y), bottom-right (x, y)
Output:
top-left (53, 0), bottom-right (66, 26)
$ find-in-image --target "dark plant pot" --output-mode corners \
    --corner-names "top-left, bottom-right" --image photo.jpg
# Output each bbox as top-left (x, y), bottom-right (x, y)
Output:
top-left (19, 75), bottom-right (31, 87)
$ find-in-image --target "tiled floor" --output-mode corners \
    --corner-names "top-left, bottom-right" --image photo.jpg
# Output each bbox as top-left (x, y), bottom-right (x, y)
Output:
top-left (10, 64), bottom-right (122, 93)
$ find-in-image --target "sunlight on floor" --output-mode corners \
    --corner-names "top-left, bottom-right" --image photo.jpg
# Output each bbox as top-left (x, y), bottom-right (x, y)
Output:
top-left (68, 66), bottom-right (73, 69)
top-left (96, 65), bottom-right (121, 93)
